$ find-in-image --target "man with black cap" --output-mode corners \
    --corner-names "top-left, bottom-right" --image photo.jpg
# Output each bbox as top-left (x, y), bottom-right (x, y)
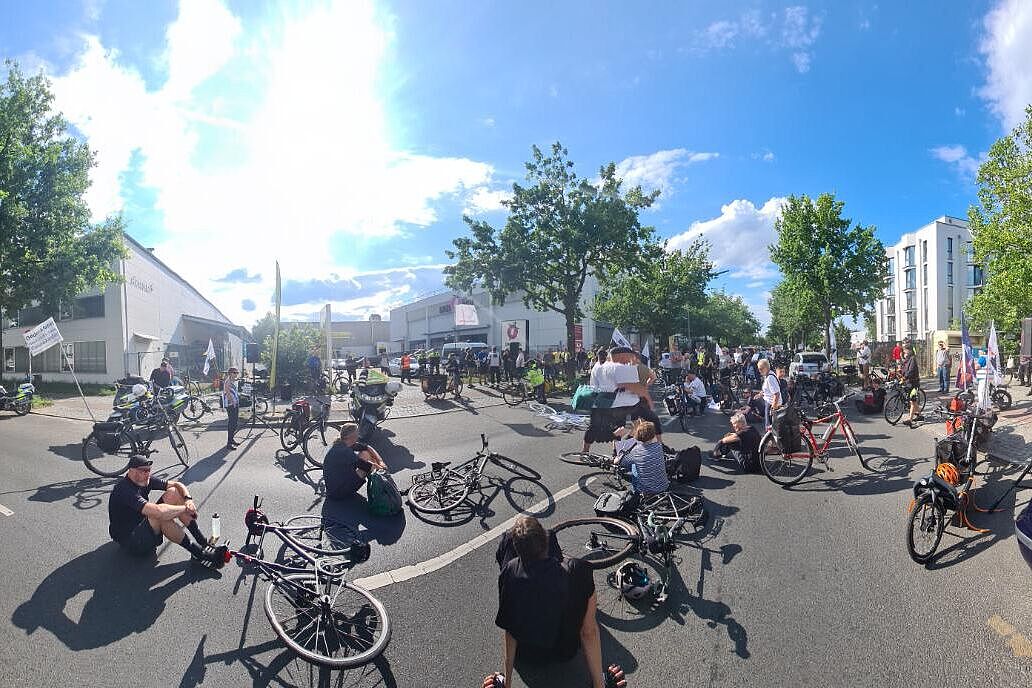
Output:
top-left (108, 455), bottom-right (227, 567)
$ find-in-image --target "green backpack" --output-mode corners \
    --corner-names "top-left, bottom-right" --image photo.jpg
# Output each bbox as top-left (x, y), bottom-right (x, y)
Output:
top-left (367, 470), bottom-right (403, 516)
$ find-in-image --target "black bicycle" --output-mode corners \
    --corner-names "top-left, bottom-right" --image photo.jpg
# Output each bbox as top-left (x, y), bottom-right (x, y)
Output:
top-left (81, 415), bottom-right (188, 477)
top-left (299, 396), bottom-right (339, 468)
top-left (230, 496), bottom-right (390, 668)
top-left (883, 379), bottom-right (928, 425)
top-left (406, 434), bottom-right (540, 514)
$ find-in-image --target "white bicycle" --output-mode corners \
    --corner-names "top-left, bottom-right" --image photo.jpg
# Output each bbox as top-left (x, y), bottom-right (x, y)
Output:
top-left (528, 402), bottom-right (590, 432)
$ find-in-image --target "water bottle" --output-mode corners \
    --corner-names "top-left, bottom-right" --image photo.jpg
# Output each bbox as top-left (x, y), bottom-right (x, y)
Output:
top-left (211, 513), bottom-right (221, 542)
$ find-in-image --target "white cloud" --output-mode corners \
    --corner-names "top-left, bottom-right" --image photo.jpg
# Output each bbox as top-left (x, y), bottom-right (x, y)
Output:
top-left (464, 187), bottom-right (512, 215)
top-left (667, 197), bottom-right (787, 284)
top-left (930, 144), bottom-right (982, 180)
top-left (480, 116), bottom-right (495, 127)
top-left (763, 151), bottom-right (775, 162)
top-left (612, 148), bottom-right (719, 200)
top-left (978, 0), bottom-right (1032, 130)
top-left (695, 7), bottom-right (821, 73)
top-left (791, 52), bottom-right (812, 74)
top-left (781, 6), bottom-right (822, 73)
top-left (954, 106), bottom-right (966, 117)
top-left (702, 20), bottom-right (739, 49)
top-left (48, 0), bottom-right (500, 326)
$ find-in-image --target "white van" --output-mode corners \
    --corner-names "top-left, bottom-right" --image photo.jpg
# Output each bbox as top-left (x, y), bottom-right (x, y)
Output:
top-left (441, 342), bottom-right (489, 359)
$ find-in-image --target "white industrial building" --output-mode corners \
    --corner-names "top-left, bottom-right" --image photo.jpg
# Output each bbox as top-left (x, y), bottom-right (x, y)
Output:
top-left (874, 216), bottom-right (983, 342)
top-left (1, 234), bottom-right (245, 384)
top-left (388, 278), bottom-right (616, 354)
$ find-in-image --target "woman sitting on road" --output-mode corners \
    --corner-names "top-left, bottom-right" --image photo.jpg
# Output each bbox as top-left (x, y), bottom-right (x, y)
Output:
top-left (618, 420), bottom-right (669, 495)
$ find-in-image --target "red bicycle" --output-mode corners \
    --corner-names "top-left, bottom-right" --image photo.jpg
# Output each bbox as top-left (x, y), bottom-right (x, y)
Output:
top-left (760, 392), bottom-right (869, 486)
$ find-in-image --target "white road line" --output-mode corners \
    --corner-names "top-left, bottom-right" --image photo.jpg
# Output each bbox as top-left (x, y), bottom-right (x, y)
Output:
top-left (0, 503), bottom-right (13, 517)
top-left (353, 476), bottom-right (597, 591)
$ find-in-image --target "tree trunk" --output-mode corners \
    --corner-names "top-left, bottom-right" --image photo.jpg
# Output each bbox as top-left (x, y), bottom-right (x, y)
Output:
top-left (564, 300), bottom-right (578, 384)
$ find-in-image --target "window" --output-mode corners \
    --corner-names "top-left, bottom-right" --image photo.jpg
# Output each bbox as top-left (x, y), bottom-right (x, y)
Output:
top-left (72, 295), bottom-right (105, 319)
top-left (887, 315), bottom-right (896, 336)
top-left (923, 288), bottom-right (928, 329)
top-left (885, 277), bottom-right (895, 298)
top-left (30, 345), bottom-right (61, 372)
top-left (947, 237), bottom-right (953, 257)
top-left (904, 246), bottom-right (915, 267)
top-left (905, 269), bottom-right (916, 290)
top-left (886, 297), bottom-right (895, 314)
top-left (887, 257), bottom-right (895, 275)
top-left (906, 311), bottom-right (917, 333)
top-left (947, 286), bottom-right (954, 320)
top-left (967, 265), bottom-right (984, 287)
top-left (922, 263), bottom-right (927, 285)
top-left (905, 291), bottom-right (914, 310)
top-left (922, 240), bottom-right (928, 262)
top-left (73, 341), bottom-right (106, 373)
top-left (3, 348), bottom-right (14, 372)
top-left (58, 302), bottom-right (73, 321)
top-left (946, 262), bottom-right (953, 285)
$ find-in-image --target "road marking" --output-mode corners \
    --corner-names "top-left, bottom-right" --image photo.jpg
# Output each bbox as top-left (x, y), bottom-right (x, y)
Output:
top-left (987, 614), bottom-right (1032, 658)
top-left (0, 503), bottom-right (13, 517)
top-left (353, 476), bottom-right (596, 591)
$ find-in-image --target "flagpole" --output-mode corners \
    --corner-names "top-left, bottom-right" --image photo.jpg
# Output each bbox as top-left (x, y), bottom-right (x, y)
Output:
top-left (61, 348), bottom-right (96, 422)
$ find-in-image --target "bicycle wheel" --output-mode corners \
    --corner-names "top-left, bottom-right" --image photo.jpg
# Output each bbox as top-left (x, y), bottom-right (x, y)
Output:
top-left (301, 425), bottom-right (330, 469)
top-left (406, 469), bottom-right (470, 513)
top-left (883, 393), bottom-right (905, 426)
top-left (282, 515), bottom-right (361, 556)
top-left (558, 451), bottom-right (611, 468)
top-left (452, 379), bottom-right (463, 397)
top-left (992, 388), bottom-right (1012, 412)
top-left (915, 387), bottom-right (927, 412)
top-left (82, 432), bottom-right (131, 477)
top-left (841, 422), bottom-right (868, 469)
top-left (15, 401), bottom-right (31, 416)
top-left (501, 383), bottom-right (526, 406)
top-left (168, 425), bottom-right (189, 467)
top-left (643, 492), bottom-right (706, 526)
top-left (180, 396), bottom-right (206, 422)
top-left (905, 493), bottom-right (945, 564)
top-left (280, 414), bottom-right (301, 451)
top-left (759, 431), bottom-right (814, 486)
top-left (489, 454), bottom-right (542, 480)
top-left (678, 409), bottom-right (690, 433)
top-left (550, 516), bottom-right (639, 569)
top-left (265, 573), bottom-right (390, 668)
top-left (254, 396), bottom-right (270, 416)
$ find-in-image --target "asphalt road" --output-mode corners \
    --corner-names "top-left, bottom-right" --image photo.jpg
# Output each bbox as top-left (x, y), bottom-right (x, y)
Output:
top-left (1, 386), bottom-right (1030, 688)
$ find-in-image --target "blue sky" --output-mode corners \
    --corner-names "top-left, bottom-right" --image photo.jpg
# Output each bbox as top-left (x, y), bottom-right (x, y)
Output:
top-left (3, 0), bottom-right (1030, 329)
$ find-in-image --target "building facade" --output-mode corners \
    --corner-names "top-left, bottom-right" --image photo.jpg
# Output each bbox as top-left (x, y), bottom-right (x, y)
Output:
top-left (1, 234), bottom-right (245, 384)
top-left (874, 216), bottom-right (983, 343)
top-left (282, 315), bottom-right (391, 359)
top-left (388, 278), bottom-right (612, 354)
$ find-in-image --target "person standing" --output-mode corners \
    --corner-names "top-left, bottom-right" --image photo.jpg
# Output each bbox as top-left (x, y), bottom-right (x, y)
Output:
top-left (758, 359), bottom-right (781, 428)
top-left (487, 346), bottom-right (501, 386)
top-left (306, 348), bottom-right (322, 392)
top-left (223, 366), bottom-right (240, 450)
top-left (581, 346), bottom-right (645, 455)
top-left (415, 350), bottom-right (427, 379)
top-left (400, 352), bottom-right (412, 384)
top-left (891, 341), bottom-right (903, 365)
top-left (857, 340), bottom-right (872, 390)
top-left (935, 341), bottom-right (952, 394)
top-left (515, 347), bottom-right (526, 380)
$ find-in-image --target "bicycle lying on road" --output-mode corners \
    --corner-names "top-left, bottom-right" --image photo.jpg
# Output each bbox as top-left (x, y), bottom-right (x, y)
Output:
top-left (229, 495), bottom-right (390, 668)
top-left (406, 434), bottom-right (541, 514)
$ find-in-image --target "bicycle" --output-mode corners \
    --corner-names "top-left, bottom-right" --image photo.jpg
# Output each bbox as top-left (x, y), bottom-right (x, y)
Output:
top-left (882, 379), bottom-right (928, 425)
top-left (230, 496), bottom-right (390, 668)
top-left (758, 393), bottom-right (865, 486)
top-left (530, 402), bottom-right (590, 432)
top-left (406, 434), bottom-right (541, 514)
top-left (180, 390), bottom-right (224, 422)
top-left (500, 377), bottom-right (533, 406)
top-left (81, 415), bottom-right (189, 477)
top-left (299, 396), bottom-right (339, 468)
top-left (550, 491), bottom-right (707, 603)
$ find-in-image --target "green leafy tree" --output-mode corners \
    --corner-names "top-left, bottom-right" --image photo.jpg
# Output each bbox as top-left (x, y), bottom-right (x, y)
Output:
top-left (0, 62), bottom-right (126, 335)
top-left (967, 105), bottom-right (1032, 334)
top-left (445, 142), bottom-right (658, 366)
top-left (593, 242), bottom-right (714, 345)
top-left (260, 323), bottom-right (319, 388)
top-left (250, 312), bottom-right (277, 355)
top-left (692, 291), bottom-right (761, 346)
top-left (767, 277), bottom-right (822, 349)
top-left (833, 320), bottom-right (852, 361)
top-left (863, 310), bottom-right (877, 342)
top-left (769, 193), bottom-right (885, 357)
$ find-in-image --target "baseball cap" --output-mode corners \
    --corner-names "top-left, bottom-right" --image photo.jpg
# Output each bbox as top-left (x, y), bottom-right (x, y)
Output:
top-left (128, 456), bottom-right (153, 469)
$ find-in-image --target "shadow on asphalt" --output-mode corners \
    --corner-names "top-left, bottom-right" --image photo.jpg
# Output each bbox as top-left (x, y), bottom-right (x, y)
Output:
top-left (512, 624), bottom-right (637, 687)
top-left (11, 542), bottom-right (220, 651)
top-left (48, 441), bottom-right (88, 462)
top-left (323, 495), bottom-right (406, 546)
top-left (273, 450), bottom-right (325, 498)
top-left (373, 431), bottom-right (422, 473)
top-left (503, 422), bottom-right (552, 438)
top-left (24, 476), bottom-right (117, 510)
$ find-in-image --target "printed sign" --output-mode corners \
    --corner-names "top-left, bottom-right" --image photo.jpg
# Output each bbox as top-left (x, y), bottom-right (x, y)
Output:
top-left (573, 323), bottom-right (583, 351)
top-left (23, 317), bottom-right (64, 356)
top-left (454, 303), bottom-right (479, 327)
top-left (502, 320), bottom-right (528, 349)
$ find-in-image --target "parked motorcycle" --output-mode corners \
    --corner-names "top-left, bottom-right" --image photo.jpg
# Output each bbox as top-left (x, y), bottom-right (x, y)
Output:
top-left (350, 370), bottom-right (401, 442)
top-left (0, 379), bottom-right (35, 416)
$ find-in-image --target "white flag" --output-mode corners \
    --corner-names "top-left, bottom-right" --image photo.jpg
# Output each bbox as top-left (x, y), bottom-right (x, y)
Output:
top-left (714, 342), bottom-right (724, 360)
top-left (986, 321), bottom-right (1003, 386)
top-left (611, 328), bottom-right (631, 348)
top-left (203, 338), bottom-right (216, 376)
top-left (454, 303), bottom-right (479, 326)
top-left (641, 342), bottom-right (650, 361)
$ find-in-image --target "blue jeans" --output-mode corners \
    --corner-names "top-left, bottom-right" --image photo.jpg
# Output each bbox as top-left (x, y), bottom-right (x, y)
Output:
top-left (938, 365), bottom-right (950, 392)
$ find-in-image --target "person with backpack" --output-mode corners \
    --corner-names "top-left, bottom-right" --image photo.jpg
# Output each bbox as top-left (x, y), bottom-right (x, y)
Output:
top-left (710, 412), bottom-right (761, 472)
top-left (758, 359), bottom-right (782, 428)
top-left (323, 423), bottom-right (388, 500)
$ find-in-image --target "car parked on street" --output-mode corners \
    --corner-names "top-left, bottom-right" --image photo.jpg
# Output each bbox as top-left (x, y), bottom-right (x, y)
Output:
top-left (388, 357), bottom-right (421, 377)
top-left (789, 351), bottom-right (831, 378)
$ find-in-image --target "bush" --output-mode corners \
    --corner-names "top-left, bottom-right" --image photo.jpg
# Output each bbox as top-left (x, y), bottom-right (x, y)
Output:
top-left (261, 325), bottom-right (321, 389)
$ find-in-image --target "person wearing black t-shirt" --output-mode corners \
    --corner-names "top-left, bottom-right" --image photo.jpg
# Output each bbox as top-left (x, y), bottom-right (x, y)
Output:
top-left (711, 412), bottom-right (762, 472)
top-left (323, 423), bottom-right (388, 499)
top-left (108, 455), bottom-right (226, 567)
top-left (149, 360), bottom-right (172, 389)
top-left (484, 516), bottom-right (626, 688)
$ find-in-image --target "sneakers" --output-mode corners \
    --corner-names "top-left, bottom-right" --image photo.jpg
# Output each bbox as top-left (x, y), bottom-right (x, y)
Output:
top-left (195, 544), bottom-right (229, 569)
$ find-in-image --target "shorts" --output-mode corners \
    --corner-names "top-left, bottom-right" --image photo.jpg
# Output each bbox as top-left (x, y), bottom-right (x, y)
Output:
top-left (628, 401), bottom-right (662, 431)
top-left (584, 408), bottom-right (628, 444)
top-left (119, 518), bottom-right (163, 556)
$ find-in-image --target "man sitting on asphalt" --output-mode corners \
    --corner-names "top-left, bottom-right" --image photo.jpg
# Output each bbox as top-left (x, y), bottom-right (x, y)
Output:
top-left (682, 370), bottom-right (708, 416)
top-left (108, 455), bottom-right (226, 567)
top-left (711, 412), bottom-right (761, 472)
top-left (323, 422), bottom-right (389, 500)
top-left (484, 515), bottom-right (626, 688)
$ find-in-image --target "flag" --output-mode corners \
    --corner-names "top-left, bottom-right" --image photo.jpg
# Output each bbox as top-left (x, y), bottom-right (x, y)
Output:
top-left (202, 338), bottom-right (216, 376)
top-left (270, 261), bottom-right (282, 388)
top-left (454, 303), bottom-right (479, 326)
top-left (714, 342), bottom-right (724, 360)
top-left (641, 341), bottom-right (650, 361)
top-left (956, 312), bottom-right (974, 390)
top-left (611, 328), bottom-right (631, 348)
top-left (986, 320), bottom-right (1003, 386)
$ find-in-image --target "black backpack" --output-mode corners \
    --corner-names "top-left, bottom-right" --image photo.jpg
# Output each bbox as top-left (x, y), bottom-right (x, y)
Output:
top-left (666, 446), bottom-right (701, 483)
top-left (593, 491), bottom-right (640, 519)
top-left (771, 404), bottom-right (803, 453)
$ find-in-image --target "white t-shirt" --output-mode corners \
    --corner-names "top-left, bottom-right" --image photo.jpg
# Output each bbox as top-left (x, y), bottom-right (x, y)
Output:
top-left (516, 352), bottom-right (525, 368)
top-left (658, 354), bottom-right (673, 369)
top-left (591, 361), bottom-right (640, 408)
top-left (751, 352), bottom-right (760, 363)
top-left (683, 376), bottom-right (706, 399)
top-left (762, 373), bottom-right (781, 407)
top-left (733, 351), bottom-right (743, 364)
top-left (488, 351), bottom-right (500, 366)
top-left (857, 345), bottom-right (871, 365)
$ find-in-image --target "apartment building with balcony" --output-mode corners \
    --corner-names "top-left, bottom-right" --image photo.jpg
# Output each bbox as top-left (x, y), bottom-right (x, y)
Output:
top-left (874, 216), bottom-right (983, 342)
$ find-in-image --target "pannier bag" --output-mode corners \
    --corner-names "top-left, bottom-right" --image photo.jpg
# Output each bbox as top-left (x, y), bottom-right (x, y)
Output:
top-left (92, 421), bottom-right (123, 454)
top-left (366, 470), bottom-right (403, 516)
top-left (771, 404), bottom-right (803, 453)
top-left (572, 385), bottom-right (597, 412)
top-left (666, 446), bottom-right (701, 483)
top-left (593, 490), bottom-right (640, 519)
top-left (664, 394), bottom-right (679, 416)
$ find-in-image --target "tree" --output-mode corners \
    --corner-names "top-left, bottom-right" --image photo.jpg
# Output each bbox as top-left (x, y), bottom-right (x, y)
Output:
top-left (692, 291), bottom-right (761, 346)
top-left (250, 312), bottom-right (277, 354)
top-left (833, 320), bottom-right (851, 360)
top-left (445, 142), bottom-right (658, 367)
top-left (967, 105), bottom-right (1032, 334)
top-left (592, 242), bottom-right (714, 346)
top-left (767, 277), bottom-right (822, 349)
top-left (259, 323), bottom-right (320, 388)
top-left (769, 193), bottom-right (884, 357)
top-left (863, 310), bottom-right (877, 342)
top-left (0, 62), bottom-right (126, 327)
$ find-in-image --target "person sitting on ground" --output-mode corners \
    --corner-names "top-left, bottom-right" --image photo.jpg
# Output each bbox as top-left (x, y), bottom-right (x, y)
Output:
top-left (711, 412), bottom-right (761, 472)
top-left (484, 515), bottom-right (627, 688)
top-left (323, 422), bottom-right (389, 500)
top-left (618, 420), bottom-right (670, 495)
top-left (108, 455), bottom-right (226, 567)
top-left (738, 390), bottom-right (766, 425)
top-left (854, 378), bottom-right (886, 414)
top-left (682, 370), bottom-right (708, 416)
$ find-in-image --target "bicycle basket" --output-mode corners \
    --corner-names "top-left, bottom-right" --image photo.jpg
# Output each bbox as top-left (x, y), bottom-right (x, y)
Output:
top-left (935, 435), bottom-right (966, 465)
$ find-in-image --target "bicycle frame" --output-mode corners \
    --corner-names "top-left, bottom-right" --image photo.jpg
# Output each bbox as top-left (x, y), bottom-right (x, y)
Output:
top-left (801, 405), bottom-right (857, 459)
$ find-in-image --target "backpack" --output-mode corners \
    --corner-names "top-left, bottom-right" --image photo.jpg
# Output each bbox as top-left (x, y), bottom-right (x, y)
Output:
top-left (571, 385), bottom-right (596, 411)
top-left (593, 490), bottom-right (639, 519)
top-left (666, 446), bottom-right (701, 483)
top-left (366, 471), bottom-right (403, 516)
top-left (771, 404), bottom-right (803, 453)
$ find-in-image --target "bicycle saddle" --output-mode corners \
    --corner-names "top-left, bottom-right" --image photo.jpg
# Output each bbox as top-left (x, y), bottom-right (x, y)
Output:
top-left (431, 461), bottom-right (451, 471)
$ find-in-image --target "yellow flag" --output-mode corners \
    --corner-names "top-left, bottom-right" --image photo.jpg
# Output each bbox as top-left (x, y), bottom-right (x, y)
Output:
top-left (270, 261), bottom-right (281, 388)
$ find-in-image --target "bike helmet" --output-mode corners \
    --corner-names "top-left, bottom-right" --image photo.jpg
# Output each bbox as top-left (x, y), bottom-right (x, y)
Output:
top-left (385, 380), bottom-right (402, 395)
top-left (131, 383), bottom-right (148, 399)
top-left (935, 462), bottom-right (960, 486)
top-left (611, 561), bottom-right (652, 601)
top-left (1016, 502), bottom-right (1032, 570)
